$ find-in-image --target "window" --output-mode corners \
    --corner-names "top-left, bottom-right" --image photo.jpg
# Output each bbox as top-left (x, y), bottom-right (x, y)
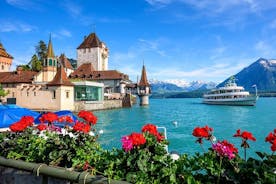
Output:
top-left (1, 65), bottom-right (4, 70)
top-left (66, 91), bottom-right (69, 98)
top-left (34, 92), bottom-right (36, 96)
top-left (49, 59), bottom-right (53, 66)
top-left (27, 92), bottom-right (29, 97)
top-left (52, 90), bottom-right (56, 99)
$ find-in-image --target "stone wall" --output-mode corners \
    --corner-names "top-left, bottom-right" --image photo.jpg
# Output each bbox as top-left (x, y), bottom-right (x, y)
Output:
top-left (74, 100), bottom-right (122, 112)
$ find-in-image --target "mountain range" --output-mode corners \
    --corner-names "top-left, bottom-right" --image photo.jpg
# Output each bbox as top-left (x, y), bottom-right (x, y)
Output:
top-left (149, 79), bottom-right (217, 92)
top-left (150, 58), bottom-right (276, 96)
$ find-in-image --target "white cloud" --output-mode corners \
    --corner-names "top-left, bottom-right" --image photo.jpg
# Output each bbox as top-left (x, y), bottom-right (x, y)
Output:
top-left (150, 61), bottom-right (248, 81)
top-left (0, 21), bottom-right (37, 33)
top-left (138, 38), bottom-right (167, 56)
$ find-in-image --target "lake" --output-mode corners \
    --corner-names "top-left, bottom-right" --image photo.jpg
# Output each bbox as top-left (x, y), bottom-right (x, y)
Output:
top-left (94, 97), bottom-right (276, 158)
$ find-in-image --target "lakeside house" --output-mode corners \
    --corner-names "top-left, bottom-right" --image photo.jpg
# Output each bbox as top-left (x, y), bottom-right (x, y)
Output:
top-left (0, 32), bottom-right (139, 111)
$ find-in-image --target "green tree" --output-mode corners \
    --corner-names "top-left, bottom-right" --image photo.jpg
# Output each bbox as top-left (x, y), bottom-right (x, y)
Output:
top-left (0, 84), bottom-right (8, 99)
top-left (30, 54), bottom-right (42, 71)
top-left (28, 40), bottom-right (47, 72)
top-left (35, 40), bottom-right (47, 62)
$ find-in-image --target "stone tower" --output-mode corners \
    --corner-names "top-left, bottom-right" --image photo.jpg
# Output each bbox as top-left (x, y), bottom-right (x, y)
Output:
top-left (0, 42), bottom-right (13, 72)
top-left (137, 65), bottom-right (151, 106)
top-left (42, 35), bottom-right (58, 82)
top-left (77, 32), bottom-right (109, 71)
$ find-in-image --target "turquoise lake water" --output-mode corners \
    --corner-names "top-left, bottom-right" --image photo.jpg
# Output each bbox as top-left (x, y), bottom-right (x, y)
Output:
top-left (94, 98), bottom-right (275, 158)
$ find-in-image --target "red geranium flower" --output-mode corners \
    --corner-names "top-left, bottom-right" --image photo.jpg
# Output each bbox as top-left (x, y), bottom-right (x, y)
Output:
top-left (234, 129), bottom-right (256, 141)
top-left (41, 112), bottom-right (58, 123)
top-left (142, 124), bottom-right (158, 135)
top-left (73, 122), bottom-right (91, 133)
top-left (265, 129), bottom-right (276, 152)
top-left (78, 110), bottom-right (97, 125)
top-left (142, 123), bottom-right (164, 142)
top-left (9, 116), bottom-right (34, 132)
top-left (129, 132), bottom-right (146, 146)
top-left (192, 125), bottom-right (213, 144)
top-left (37, 124), bottom-right (48, 131)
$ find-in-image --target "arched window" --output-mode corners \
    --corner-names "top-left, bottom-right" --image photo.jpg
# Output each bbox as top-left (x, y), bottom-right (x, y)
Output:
top-left (1, 65), bottom-right (4, 70)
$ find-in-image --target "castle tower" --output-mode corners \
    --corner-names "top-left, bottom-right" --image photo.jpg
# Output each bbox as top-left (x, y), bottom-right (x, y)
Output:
top-left (77, 32), bottom-right (109, 71)
top-left (0, 42), bottom-right (13, 72)
top-left (42, 35), bottom-right (58, 82)
top-left (137, 65), bottom-right (151, 106)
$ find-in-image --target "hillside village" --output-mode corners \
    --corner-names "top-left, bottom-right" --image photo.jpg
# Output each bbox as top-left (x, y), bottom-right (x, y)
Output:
top-left (0, 32), bottom-right (151, 111)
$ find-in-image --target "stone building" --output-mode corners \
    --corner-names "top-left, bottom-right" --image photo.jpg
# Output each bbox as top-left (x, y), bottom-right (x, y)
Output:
top-left (77, 33), bottom-right (109, 70)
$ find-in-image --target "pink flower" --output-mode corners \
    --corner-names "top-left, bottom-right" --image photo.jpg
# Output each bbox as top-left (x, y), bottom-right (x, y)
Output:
top-left (212, 140), bottom-right (238, 160)
top-left (121, 135), bottom-right (133, 152)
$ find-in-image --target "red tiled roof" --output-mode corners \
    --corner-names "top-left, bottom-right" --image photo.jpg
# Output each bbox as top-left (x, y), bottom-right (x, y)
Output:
top-left (69, 63), bottom-right (129, 80)
top-left (47, 65), bottom-right (74, 86)
top-left (70, 63), bottom-right (95, 76)
top-left (138, 65), bottom-right (150, 86)
top-left (59, 54), bottom-right (73, 70)
top-left (0, 70), bottom-right (37, 84)
top-left (77, 32), bottom-right (102, 49)
top-left (0, 43), bottom-right (13, 59)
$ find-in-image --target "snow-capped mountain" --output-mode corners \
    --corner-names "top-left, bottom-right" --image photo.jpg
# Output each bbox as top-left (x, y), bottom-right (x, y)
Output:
top-left (217, 58), bottom-right (276, 91)
top-left (149, 79), bottom-right (217, 92)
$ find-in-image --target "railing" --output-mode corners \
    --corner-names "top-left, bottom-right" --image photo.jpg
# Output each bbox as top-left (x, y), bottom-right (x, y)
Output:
top-left (0, 157), bottom-right (129, 184)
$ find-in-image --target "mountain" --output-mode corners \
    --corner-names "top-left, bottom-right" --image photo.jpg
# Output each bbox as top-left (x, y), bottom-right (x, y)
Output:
top-left (149, 79), bottom-right (217, 92)
top-left (217, 58), bottom-right (276, 92)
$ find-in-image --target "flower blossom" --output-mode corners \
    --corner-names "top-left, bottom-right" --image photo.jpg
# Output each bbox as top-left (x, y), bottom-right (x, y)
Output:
top-left (78, 110), bottom-right (97, 125)
top-left (73, 121), bottom-right (91, 133)
top-left (9, 116), bottom-right (34, 132)
top-left (40, 112), bottom-right (58, 124)
top-left (130, 132), bottom-right (146, 146)
top-left (212, 140), bottom-right (238, 160)
top-left (233, 129), bottom-right (256, 141)
top-left (192, 125), bottom-right (213, 144)
top-left (233, 129), bottom-right (256, 148)
top-left (142, 123), bottom-right (164, 142)
top-left (265, 129), bottom-right (276, 152)
top-left (121, 135), bottom-right (133, 152)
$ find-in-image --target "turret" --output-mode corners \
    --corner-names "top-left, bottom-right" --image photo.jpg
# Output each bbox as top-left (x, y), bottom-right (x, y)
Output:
top-left (42, 35), bottom-right (58, 82)
top-left (137, 65), bottom-right (150, 106)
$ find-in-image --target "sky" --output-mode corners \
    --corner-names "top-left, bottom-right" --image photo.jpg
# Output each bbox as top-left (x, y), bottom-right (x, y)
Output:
top-left (1, 0), bottom-right (276, 83)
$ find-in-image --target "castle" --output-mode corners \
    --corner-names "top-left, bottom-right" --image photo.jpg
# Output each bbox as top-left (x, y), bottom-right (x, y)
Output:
top-left (0, 32), bottom-right (150, 111)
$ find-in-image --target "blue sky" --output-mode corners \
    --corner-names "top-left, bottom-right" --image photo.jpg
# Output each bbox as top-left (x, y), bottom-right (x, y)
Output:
top-left (1, 0), bottom-right (276, 83)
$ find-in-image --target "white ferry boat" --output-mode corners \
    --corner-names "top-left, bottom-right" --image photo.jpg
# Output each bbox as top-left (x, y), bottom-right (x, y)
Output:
top-left (203, 78), bottom-right (258, 106)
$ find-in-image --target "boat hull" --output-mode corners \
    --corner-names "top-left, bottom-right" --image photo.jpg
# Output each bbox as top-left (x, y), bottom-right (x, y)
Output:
top-left (202, 96), bottom-right (258, 106)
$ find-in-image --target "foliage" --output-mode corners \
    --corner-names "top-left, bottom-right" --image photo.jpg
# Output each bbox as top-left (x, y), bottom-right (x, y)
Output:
top-left (27, 40), bottom-right (47, 71)
top-left (0, 84), bottom-right (9, 98)
top-left (36, 40), bottom-right (47, 62)
top-left (0, 116), bottom-right (275, 183)
top-left (30, 54), bottom-right (42, 71)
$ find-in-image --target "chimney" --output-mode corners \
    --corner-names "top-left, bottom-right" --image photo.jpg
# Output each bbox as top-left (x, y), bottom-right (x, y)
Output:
top-left (16, 66), bottom-right (23, 74)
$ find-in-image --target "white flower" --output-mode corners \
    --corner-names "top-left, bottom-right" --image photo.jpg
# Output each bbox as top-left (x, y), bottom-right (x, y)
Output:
top-left (89, 131), bottom-right (95, 136)
top-left (170, 153), bottom-right (180, 161)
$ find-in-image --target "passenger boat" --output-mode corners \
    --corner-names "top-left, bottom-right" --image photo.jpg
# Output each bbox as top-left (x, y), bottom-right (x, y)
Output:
top-left (203, 78), bottom-right (258, 106)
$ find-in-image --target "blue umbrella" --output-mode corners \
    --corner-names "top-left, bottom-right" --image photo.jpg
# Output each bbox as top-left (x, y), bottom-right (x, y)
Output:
top-left (0, 108), bottom-right (39, 128)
